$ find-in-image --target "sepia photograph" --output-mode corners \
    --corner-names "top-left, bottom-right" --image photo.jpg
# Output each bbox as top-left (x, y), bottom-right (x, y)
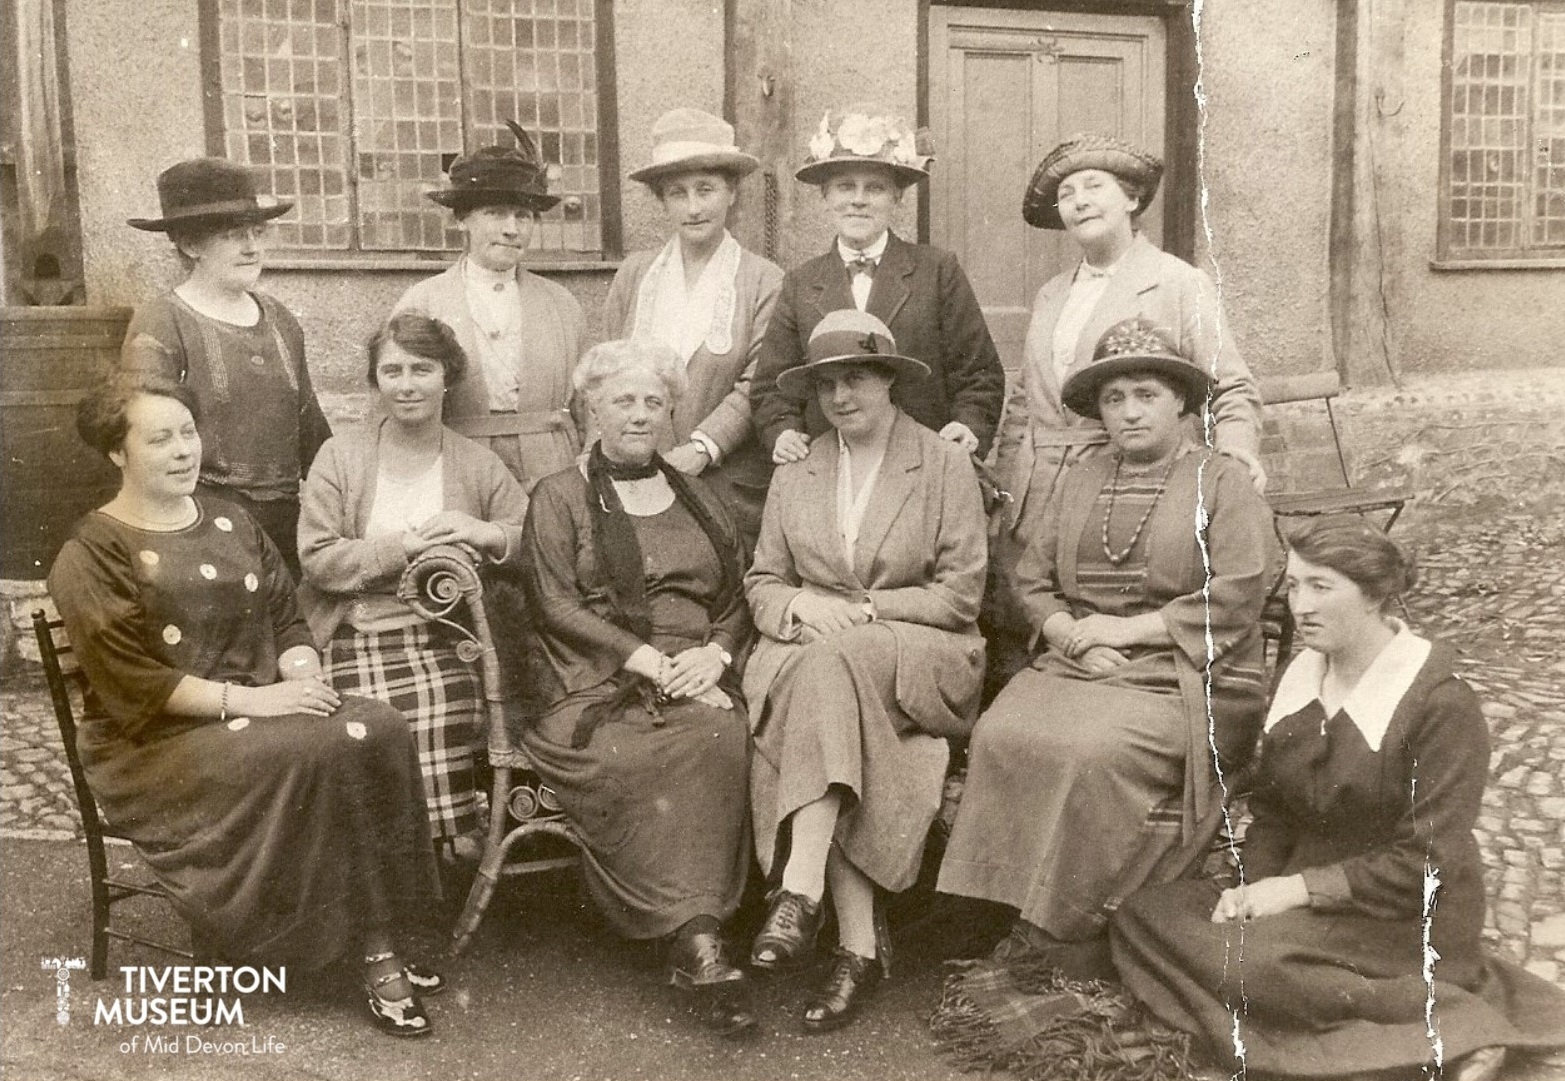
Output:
top-left (2, 1), bottom-right (1564, 1078)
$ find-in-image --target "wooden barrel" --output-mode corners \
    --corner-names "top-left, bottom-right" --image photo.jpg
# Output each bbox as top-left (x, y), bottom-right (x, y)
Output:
top-left (1, 307), bottom-right (131, 579)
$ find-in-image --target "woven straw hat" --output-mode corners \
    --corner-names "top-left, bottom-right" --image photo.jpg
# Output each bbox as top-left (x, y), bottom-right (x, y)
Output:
top-left (628, 108), bottom-right (760, 186)
top-left (775, 309), bottom-right (930, 398)
top-left (1022, 133), bottom-right (1163, 230)
top-left (795, 105), bottom-right (934, 188)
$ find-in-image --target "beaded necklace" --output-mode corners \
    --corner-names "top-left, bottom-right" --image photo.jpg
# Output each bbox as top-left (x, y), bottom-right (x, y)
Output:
top-left (1099, 454), bottom-right (1178, 566)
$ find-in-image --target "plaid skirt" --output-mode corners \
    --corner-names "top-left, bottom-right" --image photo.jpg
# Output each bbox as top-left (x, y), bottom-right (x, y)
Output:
top-left (326, 622), bottom-right (483, 841)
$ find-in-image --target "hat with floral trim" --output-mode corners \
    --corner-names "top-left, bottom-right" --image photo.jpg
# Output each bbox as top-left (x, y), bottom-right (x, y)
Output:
top-left (1061, 317), bottom-right (1212, 420)
top-left (795, 105), bottom-right (934, 188)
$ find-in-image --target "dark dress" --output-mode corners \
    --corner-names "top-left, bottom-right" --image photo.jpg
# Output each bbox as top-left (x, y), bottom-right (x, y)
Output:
top-left (120, 291), bottom-right (333, 575)
top-left (47, 496), bottom-right (437, 965)
top-left (518, 468), bottom-right (751, 939)
top-left (1112, 633), bottom-right (1565, 1076)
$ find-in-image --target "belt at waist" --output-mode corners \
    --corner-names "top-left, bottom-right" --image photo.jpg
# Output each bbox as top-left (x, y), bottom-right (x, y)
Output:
top-left (1031, 426), bottom-right (1110, 449)
top-left (449, 409), bottom-right (573, 438)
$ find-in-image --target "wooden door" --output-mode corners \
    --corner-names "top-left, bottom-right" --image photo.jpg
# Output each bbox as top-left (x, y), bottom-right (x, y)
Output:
top-left (928, 6), bottom-right (1167, 374)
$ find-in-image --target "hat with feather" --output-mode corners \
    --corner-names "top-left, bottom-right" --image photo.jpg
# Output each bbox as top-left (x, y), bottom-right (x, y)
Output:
top-left (427, 120), bottom-right (561, 213)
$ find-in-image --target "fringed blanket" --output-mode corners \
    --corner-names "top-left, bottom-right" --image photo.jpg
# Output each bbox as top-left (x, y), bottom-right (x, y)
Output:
top-left (929, 959), bottom-right (1197, 1081)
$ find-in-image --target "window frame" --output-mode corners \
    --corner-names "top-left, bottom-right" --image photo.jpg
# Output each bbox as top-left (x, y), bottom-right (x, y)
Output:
top-left (1435, 0), bottom-right (1565, 269)
top-left (197, 0), bottom-right (623, 270)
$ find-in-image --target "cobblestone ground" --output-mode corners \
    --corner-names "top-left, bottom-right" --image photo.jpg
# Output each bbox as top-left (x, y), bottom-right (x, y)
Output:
top-left (3, 509), bottom-right (1563, 989)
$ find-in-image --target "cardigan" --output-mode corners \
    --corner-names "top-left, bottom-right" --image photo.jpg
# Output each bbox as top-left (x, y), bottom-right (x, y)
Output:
top-left (295, 419), bottom-right (528, 647)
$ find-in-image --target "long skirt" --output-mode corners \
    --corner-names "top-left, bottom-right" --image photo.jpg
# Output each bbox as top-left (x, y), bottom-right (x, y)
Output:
top-left (82, 696), bottom-right (439, 966)
top-left (937, 662), bottom-right (1187, 940)
top-left (752, 624), bottom-right (949, 894)
top-left (1112, 878), bottom-right (1565, 1076)
top-left (326, 623), bottom-right (483, 841)
top-left (523, 686), bottom-right (751, 939)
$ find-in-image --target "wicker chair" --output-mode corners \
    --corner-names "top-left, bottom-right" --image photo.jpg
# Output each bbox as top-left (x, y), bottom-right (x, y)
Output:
top-left (394, 545), bottom-right (583, 955)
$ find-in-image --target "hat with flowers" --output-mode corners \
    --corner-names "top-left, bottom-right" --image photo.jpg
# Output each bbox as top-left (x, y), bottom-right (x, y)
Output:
top-left (795, 105), bottom-right (934, 187)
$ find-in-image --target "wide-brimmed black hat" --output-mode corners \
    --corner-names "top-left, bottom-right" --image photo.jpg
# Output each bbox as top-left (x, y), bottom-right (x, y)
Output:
top-left (776, 310), bottom-right (930, 398)
top-left (1061, 317), bottom-right (1213, 420)
top-left (427, 120), bottom-right (560, 213)
top-left (1022, 132), bottom-right (1163, 231)
top-left (127, 158), bottom-right (293, 232)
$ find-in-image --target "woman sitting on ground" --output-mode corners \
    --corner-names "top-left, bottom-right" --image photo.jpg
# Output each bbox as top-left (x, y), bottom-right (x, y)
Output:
top-left (517, 339), bottom-right (755, 1037)
top-left (298, 312), bottom-right (528, 862)
top-left (1112, 518), bottom-right (1565, 1081)
top-left (938, 317), bottom-right (1276, 976)
top-left (49, 374), bottom-right (443, 1038)
top-left (744, 309), bottom-right (988, 1032)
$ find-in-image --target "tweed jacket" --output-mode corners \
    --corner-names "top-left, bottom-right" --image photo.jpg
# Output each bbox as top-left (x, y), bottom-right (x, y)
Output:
top-left (295, 418), bottom-right (528, 647)
top-left (393, 259), bottom-right (584, 490)
top-left (743, 411), bottom-right (988, 739)
top-left (601, 243), bottom-right (785, 495)
top-left (999, 233), bottom-right (1264, 533)
top-left (749, 232), bottom-right (1006, 458)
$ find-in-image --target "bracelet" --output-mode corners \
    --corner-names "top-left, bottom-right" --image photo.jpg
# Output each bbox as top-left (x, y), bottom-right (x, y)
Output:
top-left (219, 683), bottom-right (231, 723)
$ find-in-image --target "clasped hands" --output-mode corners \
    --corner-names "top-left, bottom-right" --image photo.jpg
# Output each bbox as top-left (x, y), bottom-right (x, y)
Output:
top-left (789, 587), bottom-right (872, 644)
top-left (1046, 613), bottom-right (1135, 673)
top-left (401, 510), bottom-right (507, 561)
top-left (625, 643), bottom-right (732, 709)
top-left (1209, 874), bottom-right (1310, 923)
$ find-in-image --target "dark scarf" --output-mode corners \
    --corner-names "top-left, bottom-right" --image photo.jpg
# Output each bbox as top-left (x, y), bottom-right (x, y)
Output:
top-left (574, 442), bottom-right (742, 747)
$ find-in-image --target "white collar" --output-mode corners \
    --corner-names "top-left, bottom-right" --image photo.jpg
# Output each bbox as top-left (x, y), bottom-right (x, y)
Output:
top-left (1265, 621), bottom-right (1431, 753)
top-left (462, 258), bottom-right (516, 290)
top-left (838, 231), bottom-right (889, 265)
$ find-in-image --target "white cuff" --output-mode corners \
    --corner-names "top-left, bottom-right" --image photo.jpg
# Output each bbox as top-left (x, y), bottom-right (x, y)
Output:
top-left (690, 430), bottom-right (721, 465)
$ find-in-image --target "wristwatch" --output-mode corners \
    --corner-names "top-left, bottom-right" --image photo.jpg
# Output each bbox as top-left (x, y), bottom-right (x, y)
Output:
top-left (709, 643), bottom-right (733, 667)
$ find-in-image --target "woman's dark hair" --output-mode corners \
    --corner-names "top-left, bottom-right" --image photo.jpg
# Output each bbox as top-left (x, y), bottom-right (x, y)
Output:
top-left (1287, 516), bottom-right (1418, 608)
top-left (76, 373), bottom-right (201, 458)
top-left (366, 311), bottom-right (468, 389)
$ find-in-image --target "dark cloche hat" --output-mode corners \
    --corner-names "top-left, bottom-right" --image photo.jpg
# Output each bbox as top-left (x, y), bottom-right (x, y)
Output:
top-left (1060, 317), bottom-right (1213, 420)
top-left (1022, 132), bottom-right (1163, 231)
top-left (775, 309), bottom-right (930, 398)
top-left (127, 158), bottom-right (293, 232)
top-left (427, 120), bottom-right (561, 213)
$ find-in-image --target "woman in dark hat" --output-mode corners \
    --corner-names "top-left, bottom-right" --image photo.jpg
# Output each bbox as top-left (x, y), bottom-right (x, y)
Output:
top-left (393, 122), bottom-right (584, 494)
top-left (938, 318), bottom-right (1275, 980)
top-left (744, 310), bottom-right (988, 1032)
top-left (986, 134), bottom-right (1266, 690)
top-left (748, 105), bottom-right (1005, 468)
top-left (602, 107), bottom-right (784, 550)
top-left (120, 157), bottom-right (332, 579)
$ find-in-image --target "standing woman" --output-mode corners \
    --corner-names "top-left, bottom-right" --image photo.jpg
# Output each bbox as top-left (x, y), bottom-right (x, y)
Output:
top-left (989, 135), bottom-right (1265, 683)
top-left (749, 105), bottom-right (1005, 466)
top-left (394, 122), bottom-right (584, 494)
top-left (121, 158), bottom-right (333, 579)
top-left (297, 313), bottom-right (528, 862)
top-left (1113, 518), bottom-right (1565, 1079)
top-left (603, 108), bottom-right (785, 549)
top-left (745, 311), bottom-right (988, 1032)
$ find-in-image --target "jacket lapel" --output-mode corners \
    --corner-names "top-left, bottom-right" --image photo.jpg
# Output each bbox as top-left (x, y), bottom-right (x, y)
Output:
top-left (801, 438), bottom-right (857, 588)
top-left (1072, 234), bottom-right (1166, 371)
top-left (867, 232), bottom-right (914, 327)
top-left (850, 412), bottom-right (920, 583)
top-left (1028, 275), bottom-right (1074, 404)
top-left (807, 246), bottom-right (855, 320)
top-left (430, 260), bottom-right (493, 420)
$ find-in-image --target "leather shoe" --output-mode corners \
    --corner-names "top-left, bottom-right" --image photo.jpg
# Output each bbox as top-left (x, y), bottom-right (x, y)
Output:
top-left (750, 889), bottom-right (822, 971)
top-left (801, 947), bottom-right (882, 1033)
top-left (666, 918), bottom-right (755, 1037)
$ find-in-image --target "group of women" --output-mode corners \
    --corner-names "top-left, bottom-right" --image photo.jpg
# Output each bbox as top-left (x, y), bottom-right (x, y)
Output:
top-left (44, 104), bottom-right (1565, 1076)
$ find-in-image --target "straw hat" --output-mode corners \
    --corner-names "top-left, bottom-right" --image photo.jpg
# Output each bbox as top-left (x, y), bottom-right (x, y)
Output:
top-left (795, 105), bottom-right (934, 187)
top-left (628, 108), bottom-right (760, 186)
top-left (426, 120), bottom-right (560, 213)
top-left (1060, 317), bottom-right (1213, 420)
top-left (775, 310), bottom-right (930, 398)
top-left (1021, 133), bottom-right (1163, 230)
top-left (127, 158), bottom-right (293, 232)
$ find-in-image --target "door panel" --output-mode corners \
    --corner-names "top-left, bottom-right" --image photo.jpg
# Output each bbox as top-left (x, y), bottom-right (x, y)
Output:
top-left (929, 6), bottom-right (1167, 373)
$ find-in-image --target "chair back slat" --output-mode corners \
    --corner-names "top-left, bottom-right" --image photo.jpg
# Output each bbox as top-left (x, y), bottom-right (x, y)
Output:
top-left (31, 610), bottom-right (111, 840)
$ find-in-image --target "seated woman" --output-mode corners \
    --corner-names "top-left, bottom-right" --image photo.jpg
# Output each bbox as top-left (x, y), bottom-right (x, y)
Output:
top-left (744, 310), bottom-right (988, 1032)
top-left (517, 339), bottom-right (755, 1036)
top-left (938, 317), bottom-right (1276, 973)
top-left (298, 312), bottom-right (528, 861)
top-left (48, 374), bottom-right (443, 1038)
top-left (1112, 518), bottom-right (1565, 1081)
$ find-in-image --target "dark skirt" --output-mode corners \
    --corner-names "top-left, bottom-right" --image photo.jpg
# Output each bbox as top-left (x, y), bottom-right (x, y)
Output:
top-left (1112, 878), bottom-right (1565, 1076)
top-left (522, 683), bottom-right (751, 939)
top-left (82, 695), bottom-right (439, 967)
top-left (326, 623), bottom-right (483, 841)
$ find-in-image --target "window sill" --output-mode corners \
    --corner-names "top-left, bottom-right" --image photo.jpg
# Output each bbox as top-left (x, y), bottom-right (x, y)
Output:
top-left (1430, 257), bottom-right (1565, 271)
top-left (262, 254), bottom-right (622, 274)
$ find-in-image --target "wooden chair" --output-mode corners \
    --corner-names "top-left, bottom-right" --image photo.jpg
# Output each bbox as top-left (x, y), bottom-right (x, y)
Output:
top-left (393, 547), bottom-right (583, 956)
top-left (1260, 372), bottom-right (1416, 674)
top-left (31, 610), bottom-right (192, 979)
